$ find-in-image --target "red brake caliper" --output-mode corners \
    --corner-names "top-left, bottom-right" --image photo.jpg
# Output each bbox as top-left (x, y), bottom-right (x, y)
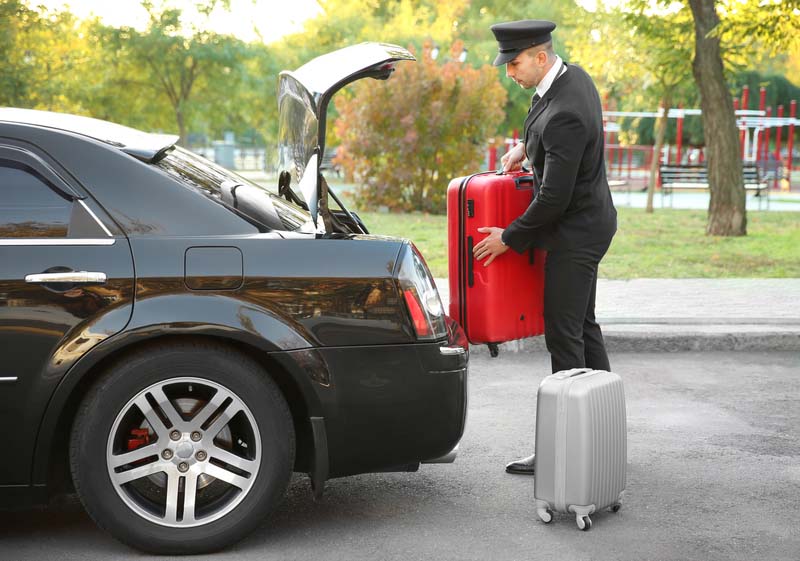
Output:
top-left (127, 428), bottom-right (151, 450)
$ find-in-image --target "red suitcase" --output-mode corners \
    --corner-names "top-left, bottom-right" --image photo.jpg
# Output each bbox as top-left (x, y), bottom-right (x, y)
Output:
top-left (447, 171), bottom-right (546, 354)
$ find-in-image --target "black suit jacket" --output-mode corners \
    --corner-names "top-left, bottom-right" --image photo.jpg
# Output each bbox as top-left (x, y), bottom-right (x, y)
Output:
top-left (501, 63), bottom-right (617, 253)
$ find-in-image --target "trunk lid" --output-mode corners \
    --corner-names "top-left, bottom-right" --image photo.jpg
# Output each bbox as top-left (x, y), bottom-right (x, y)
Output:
top-left (277, 42), bottom-right (415, 227)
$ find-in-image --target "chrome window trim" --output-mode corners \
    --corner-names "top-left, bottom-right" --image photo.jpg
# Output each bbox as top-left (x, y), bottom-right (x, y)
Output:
top-left (78, 199), bottom-right (113, 237)
top-left (0, 238), bottom-right (116, 246)
top-left (0, 377), bottom-right (19, 383)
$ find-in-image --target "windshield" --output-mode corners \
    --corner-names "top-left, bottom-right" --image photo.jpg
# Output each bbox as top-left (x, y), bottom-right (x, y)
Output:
top-left (156, 147), bottom-right (312, 232)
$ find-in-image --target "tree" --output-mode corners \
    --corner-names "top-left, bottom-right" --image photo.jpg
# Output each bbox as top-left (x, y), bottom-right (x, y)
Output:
top-left (566, 2), bottom-right (696, 213)
top-left (334, 42), bottom-right (507, 213)
top-left (98, 2), bottom-right (245, 145)
top-left (624, 5), bottom-right (696, 213)
top-left (716, 0), bottom-right (800, 55)
top-left (0, 1), bottom-right (99, 113)
top-left (683, 0), bottom-right (800, 235)
top-left (0, 0), bottom-right (34, 106)
top-left (687, 0), bottom-right (747, 235)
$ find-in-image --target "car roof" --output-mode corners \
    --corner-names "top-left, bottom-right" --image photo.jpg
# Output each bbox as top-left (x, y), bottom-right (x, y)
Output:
top-left (0, 108), bottom-right (179, 163)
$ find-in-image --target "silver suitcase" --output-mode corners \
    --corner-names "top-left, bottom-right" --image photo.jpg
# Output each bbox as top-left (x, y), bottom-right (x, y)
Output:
top-left (534, 368), bottom-right (626, 530)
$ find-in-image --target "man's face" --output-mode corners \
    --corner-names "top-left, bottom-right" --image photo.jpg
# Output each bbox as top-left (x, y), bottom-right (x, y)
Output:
top-left (505, 48), bottom-right (547, 89)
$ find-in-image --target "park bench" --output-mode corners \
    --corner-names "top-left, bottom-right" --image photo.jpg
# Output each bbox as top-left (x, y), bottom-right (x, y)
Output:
top-left (659, 164), bottom-right (769, 209)
top-left (320, 147), bottom-right (341, 177)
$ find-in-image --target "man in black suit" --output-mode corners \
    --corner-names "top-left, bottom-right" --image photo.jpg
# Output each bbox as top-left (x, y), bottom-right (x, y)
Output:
top-left (473, 20), bottom-right (617, 475)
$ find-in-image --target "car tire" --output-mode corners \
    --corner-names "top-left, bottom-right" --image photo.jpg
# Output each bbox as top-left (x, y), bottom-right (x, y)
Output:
top-left (70, 341), bottom-right (295, 554)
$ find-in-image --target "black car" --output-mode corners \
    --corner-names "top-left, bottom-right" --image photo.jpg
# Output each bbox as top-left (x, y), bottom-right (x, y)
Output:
top-left (0, 43), bottom-right (468, 554)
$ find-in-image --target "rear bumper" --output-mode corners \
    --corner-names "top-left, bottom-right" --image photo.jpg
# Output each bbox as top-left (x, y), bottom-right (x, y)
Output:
top-left (317, 318), bottom-right (468, 477)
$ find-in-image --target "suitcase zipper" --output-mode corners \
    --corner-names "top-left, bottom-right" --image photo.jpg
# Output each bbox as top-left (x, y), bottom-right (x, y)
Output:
top-left (457, 173), bottom-right (481, 334)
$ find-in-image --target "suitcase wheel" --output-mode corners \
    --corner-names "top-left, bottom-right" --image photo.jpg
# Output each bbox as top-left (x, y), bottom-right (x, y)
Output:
top-left (576, 515), bottom-right (592, 531)
top-left (608, 503), bottom-right (622, 513)
top-left (537, 507), bottom-right (553, 524)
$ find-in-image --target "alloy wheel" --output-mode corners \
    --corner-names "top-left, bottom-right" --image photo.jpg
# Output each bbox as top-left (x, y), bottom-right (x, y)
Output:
top-left (105, 377), bottom-right (261, 527)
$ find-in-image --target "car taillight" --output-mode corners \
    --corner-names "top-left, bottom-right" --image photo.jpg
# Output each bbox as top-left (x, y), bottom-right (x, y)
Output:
top-left (403, 288), bottom-right (433, 337)
top-left (396, 243), bottom-right (447, 341)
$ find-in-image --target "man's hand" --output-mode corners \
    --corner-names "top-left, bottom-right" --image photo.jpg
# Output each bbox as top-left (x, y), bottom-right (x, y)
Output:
top-left (473, 227), bottom-right (509, 267)
top-left (500, 142), bottom-right (525, 173)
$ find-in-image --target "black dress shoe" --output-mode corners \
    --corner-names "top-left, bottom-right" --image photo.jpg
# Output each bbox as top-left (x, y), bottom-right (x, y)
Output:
top-left (505, 453), bottom-right (536, 475)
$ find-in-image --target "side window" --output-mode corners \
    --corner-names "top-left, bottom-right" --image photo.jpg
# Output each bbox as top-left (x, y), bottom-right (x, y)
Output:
top-left (0, 159), bottom-right (73, 238)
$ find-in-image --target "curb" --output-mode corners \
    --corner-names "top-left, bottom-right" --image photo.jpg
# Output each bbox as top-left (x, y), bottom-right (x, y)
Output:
top-left (467, 326), bottom-right (800, 355)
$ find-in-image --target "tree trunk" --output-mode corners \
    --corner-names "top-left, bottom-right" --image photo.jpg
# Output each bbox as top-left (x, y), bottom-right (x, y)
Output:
top-left (176, 105), bottom-right (187, 147)
top-left (688, 0), bottom-right (746, 236)
top-left (646, 92), bottom-right (672, 214)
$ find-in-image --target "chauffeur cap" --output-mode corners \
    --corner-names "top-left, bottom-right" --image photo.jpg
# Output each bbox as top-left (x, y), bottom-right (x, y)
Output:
top-left (490, 19), bottom-right (556, 66)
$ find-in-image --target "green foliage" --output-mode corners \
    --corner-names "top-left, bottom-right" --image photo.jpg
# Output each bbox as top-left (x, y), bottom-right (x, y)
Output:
top-left (566, 2), bottom-right (698, 147)
top-left (333, 42), bottom-right (506, 214)
top-left (277, 0), bottom-right (469, 66)
top-left (96, 3), bottom-right (248, 144)
top-left (716, 0), bottom-right (800, 55)
top-left (730, 71), bottom-right (800, 110)
top-left (0, 0), bottom-right (34, 106)
top-left (0, 1), bottom-right (98, 113)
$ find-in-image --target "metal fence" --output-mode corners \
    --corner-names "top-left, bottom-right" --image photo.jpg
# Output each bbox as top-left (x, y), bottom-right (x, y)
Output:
top-left (190, 146), bottom-right (273, 172)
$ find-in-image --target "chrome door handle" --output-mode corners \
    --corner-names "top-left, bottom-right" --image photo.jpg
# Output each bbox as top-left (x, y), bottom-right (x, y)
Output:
top-left (25, 271), bottom-right (107, 284)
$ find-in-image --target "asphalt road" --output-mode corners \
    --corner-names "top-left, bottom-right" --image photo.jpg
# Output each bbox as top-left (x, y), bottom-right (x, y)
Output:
top-left (2, 351), bottom-right (798, 561)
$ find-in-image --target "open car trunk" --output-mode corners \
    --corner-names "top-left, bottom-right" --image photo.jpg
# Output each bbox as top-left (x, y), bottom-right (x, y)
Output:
top-left (277, 42), bottom-right (415, 233)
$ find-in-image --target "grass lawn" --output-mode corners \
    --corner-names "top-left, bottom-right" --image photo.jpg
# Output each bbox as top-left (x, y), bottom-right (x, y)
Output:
top-left (358, 207), bottom-right (800, 279)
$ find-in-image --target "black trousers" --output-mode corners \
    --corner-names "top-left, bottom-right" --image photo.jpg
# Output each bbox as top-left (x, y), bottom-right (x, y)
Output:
top-left (543, 241), bottom-right (611, 374)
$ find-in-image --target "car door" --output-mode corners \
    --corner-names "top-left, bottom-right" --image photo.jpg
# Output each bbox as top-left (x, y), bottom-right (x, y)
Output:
top-left (0, 143), bottom-right (134, 485)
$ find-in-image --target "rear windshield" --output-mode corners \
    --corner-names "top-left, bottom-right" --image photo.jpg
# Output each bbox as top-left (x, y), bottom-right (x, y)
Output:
top-left (155, 147), bottom-right (311, 232)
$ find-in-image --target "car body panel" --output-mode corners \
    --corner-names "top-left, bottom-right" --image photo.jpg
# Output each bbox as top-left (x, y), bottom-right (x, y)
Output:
top-left (315, 342), bottom-right (468, 477)
top-left (127, 235), bottom-right (413, 347)
top-left (0, 135), bottom-right (135, 486)
top-left (0, 241), bottom-right (134, 484)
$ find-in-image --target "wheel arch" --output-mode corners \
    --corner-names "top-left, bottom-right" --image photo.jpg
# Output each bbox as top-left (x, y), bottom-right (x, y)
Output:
top-left (33, 332), bottom-right (325, 497)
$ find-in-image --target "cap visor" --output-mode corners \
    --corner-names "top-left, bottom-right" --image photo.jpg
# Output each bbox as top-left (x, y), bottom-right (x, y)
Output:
top-left (493, 50), bottom-right (521, 66)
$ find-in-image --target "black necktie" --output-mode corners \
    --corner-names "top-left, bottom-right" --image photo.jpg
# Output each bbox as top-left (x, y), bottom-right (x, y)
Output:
top-left (531, 93), bottom-right (541, 108)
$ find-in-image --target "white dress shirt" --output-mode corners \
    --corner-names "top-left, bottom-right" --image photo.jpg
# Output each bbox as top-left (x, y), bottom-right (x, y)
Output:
top-left (535, 55), bottom-right (567, 99)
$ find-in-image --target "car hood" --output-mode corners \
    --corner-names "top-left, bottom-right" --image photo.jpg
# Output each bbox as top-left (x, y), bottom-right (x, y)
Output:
top-left (277, 42), bottom-right (415, 226)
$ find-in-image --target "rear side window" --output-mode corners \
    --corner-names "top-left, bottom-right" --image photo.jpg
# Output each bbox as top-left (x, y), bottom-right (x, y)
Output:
top-left (0, 160), bottom-right (72, 238)
top-left (156, 148), bottom-right (310, 232)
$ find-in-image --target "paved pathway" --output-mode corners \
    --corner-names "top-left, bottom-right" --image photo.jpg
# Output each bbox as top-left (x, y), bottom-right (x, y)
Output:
top-left (4, 352), bottom-right (798, 561)
top-left (435, 278), bottom-right (800, 352)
